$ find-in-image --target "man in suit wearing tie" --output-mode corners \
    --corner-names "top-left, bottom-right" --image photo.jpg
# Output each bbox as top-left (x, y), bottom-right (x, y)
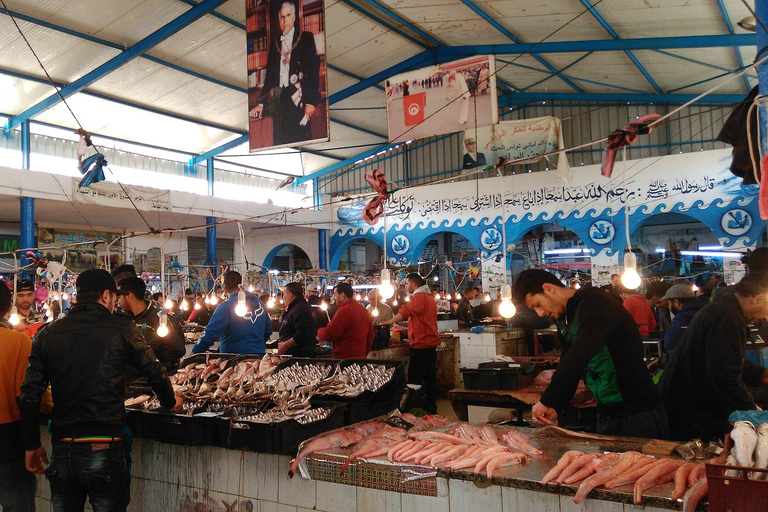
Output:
top-left (463, 137), bottom-right (487, 169)
top-left (249, 0), bottom-right (321, 145)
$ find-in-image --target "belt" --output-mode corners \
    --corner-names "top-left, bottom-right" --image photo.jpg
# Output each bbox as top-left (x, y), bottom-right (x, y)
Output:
top-left (56, 437), bottom-right (122, 443)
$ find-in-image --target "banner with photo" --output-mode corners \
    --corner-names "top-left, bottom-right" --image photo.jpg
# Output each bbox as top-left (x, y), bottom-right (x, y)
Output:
top-left (462, 116), bottom-right (571, 183)
top-left (246, 0), bottom-right (330, 151)
top-left (38, 228), bottom-right (122, 273)
top-left (386, 55), bottom-right (498, 143)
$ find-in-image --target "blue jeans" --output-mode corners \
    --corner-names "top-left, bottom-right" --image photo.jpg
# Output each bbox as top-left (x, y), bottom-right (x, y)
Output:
top-left (45, 441), bottom-right (128, 512)
top-left (0, 458), bottom-right (36, 512)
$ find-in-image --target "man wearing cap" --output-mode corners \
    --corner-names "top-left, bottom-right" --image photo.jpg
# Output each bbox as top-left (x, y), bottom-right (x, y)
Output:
top-left (19, 269), bottom-right (182, 510)
top-left (661, 283), bottom-right (709, 359)
top-left (462, 137), bottom-right (487, 169)
top-left (118, 276), bottom-right (186, 372)
top-left (13, 279), bottom-right (43, 333)
top-left (192, 271), bottom-right (272, 356)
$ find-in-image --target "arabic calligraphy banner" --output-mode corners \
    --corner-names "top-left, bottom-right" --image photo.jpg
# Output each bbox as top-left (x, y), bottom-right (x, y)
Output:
top-left (386, 55), bottom-right (498, 143)
top-left (462, 116), bottom-right (570, 182)
top-left (73, 181), bottom-right (171, 212)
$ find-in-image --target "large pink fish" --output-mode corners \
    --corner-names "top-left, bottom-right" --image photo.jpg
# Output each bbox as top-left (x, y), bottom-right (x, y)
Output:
top-left (634, 459), bottom-right (685, 504)
top-left (541, 450), bottom-right (585, 484)
top-left (573, 451), bottom-right (642, 503)
top-left (289, 428), bottom-right (364, 478)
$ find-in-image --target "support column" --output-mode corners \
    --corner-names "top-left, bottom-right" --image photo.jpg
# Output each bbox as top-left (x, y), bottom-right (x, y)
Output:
top-left (206, 216), bottom-right (217, 288)
top-left (758, 0), bottom-right (768, 153)
top-left (20, 121), bottom-right (34, 277)
top-left (318, 229), bottom-right (327, 270)
top-left (207, 158), bottom-right (214, 196)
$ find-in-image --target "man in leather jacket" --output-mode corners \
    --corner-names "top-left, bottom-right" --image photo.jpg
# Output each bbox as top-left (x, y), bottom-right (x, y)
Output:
top-left (19, 269), bottom-right (182, 511)
top-left (118, 276), bottom-right (186, 372)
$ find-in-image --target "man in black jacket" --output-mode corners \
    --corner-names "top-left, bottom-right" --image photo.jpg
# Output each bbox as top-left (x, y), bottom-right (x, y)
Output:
top-left (455, 287), bottom-right (477, 327)
top-left (118, 276), bottom-right (186, 372)
top-left (19, 269), bottom-right (182, 511)
top-left (659, 272), bottom-right (768, 441)
top-left (277, 282), bottom-right (317, 356)
top-left (513, 269), bottom-right (667, 438)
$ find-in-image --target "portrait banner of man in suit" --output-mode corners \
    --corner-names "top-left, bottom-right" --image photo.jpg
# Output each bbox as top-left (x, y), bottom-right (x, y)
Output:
top-left (247, 0), bottom-right (329, 151)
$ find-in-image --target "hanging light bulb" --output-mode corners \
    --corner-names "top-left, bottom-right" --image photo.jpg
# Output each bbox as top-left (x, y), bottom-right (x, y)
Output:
top-left (355, 293), bottom-right (362, 301)
top-left (267, 296), bottom-right (276, 308)
top-left (372, 308), bottom-right (379, 317)
top-left (405, 296), bottom-right (410, 302)
top-left (248, 285), bottom-right (254, 293)
top-left (194, 302), bottom-right (201, 310)
top-left (156, 313), bottom-right (169, 337)
top-left (52, 293), bottom-right (60, 301)
top-left (574, 282), bottom-right (581, 290)
top-left (393, 299), bottom-right (398, 306)
top-left (433, 276), bottom-right (439, 282)
top-left (320, 302), bottom-right (328, 311)
top-left (42, 303), bottom-right (49, 310)
top-left (8, 306), bottom-right (19, 326)
top-left (498, 284), bottom-right (517, 319)
top-left (692, 284), bottom-right (699, 292)
top-left (180, 300), bottom-right (189, 312)
top-left (45, 308), bottom-right (53, 319)
top-left (62, 292), bottom-right (69, 300)
top-left (204, 295), bottom-right (210, 304)
top-left (164, 298), bottom-right (173, 310)
top-left (279, 298), bottom-right (284, 305)
top-left (364, 294), bottom-right (369, 302)
top-left (484, 292), bottom-right (491, 302)
top-left (445, 293), bottom-right (452, 300)
top-left (621, 252), bottom-right (641, 290)
top-left (379, 269), bottom-right (395, 299)
top-left (235, 291), bottom-right (248, 317)
top-left (456, 292), bottom-right (461, 300)
top-left (210, 294), bottom-right (219, 305)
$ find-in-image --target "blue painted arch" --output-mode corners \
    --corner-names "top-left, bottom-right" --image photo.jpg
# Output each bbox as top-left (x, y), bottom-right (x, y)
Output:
top-left (328, 235), bottom-right (384, 271)
top-left (263, 243), bottom-right (312, 269)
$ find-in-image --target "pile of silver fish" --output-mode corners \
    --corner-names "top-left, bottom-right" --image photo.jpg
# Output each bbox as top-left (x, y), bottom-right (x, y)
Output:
top-left (541, 448), bottom-right (729, 510)
top-left (235, 406), bottom-right (332, 425)
top-left (288, 415), bottom-right (538, 479)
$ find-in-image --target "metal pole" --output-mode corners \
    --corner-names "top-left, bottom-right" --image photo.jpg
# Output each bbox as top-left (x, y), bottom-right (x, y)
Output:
top-left (207, 158), bottom-right (214, 196)
top-left (206, 216), bottom-right (217, 289)
top-left (318, 229), bottom-right (327, 270)
top-left (757, 0), bottom-right (768, 154)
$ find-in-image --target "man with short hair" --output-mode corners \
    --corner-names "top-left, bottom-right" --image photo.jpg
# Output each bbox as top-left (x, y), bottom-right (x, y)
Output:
top-left (19, 269), bottom-right (182, 511)
top-left (318, 282), bottom-right (373, 359)
top-left (659, 272), bottom-right (768, 441)
top-left (600, 273), bottom-right (624, 302)
top-left (0, 283), bottom-right (35, 512)
top-left (513, 269), bottom-right (667, 438)
top-left (118, 276), bottom-right (186, 372)
top-left (660, 284), bottom-right (708, 356)
top-left (13, 279), bottom-right (42, 332)
top-left (462, 138), bottom-right (487, 169)
top-left (381, 273), bottom-right (441, 413)
top-left (278, 282), bottom-right (317, 357)
top-left (192, 271), bottom-right (272, 356)
top-left (455, 287), bottom-right (477, 327)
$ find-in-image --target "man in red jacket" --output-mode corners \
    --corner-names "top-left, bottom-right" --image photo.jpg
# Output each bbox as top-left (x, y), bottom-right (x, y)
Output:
top-left (381, 273), bottom-right (440, 413)
top-left (318, 282), bottom-right (373, 359)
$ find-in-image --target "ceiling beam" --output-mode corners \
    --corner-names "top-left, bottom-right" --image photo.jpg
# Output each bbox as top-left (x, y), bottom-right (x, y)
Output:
top-left (339, 0), bottom-right (431, 48)
top-left (460, 0), bottom-right (583, 93)
top-left (715, 0), bottom-right (751, 92)
top-left (359, 0), bottom-right (442, 46)
top-left (8, 0), bottom-right (229, 130)
top-left (578, 0), bottom-right (662, 93)
top-left (498, 91), bottom-right (744, 106)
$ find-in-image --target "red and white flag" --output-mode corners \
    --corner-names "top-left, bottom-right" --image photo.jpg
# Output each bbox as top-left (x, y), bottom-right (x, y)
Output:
top-left (403, 92), bottom-right (426, 126)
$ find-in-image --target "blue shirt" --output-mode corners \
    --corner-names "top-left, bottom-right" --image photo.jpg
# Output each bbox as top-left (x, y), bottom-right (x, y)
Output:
top-left (192, 292), bottom-right (272, 356)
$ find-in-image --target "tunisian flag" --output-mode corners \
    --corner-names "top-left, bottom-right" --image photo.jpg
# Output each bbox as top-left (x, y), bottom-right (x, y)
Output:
top-left (403, 92), bottom-right (426, 126)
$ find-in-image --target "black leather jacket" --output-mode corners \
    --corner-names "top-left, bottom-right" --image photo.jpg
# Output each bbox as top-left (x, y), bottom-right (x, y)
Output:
top-left (132, 300), bottom-right (186, 372)
top-left (19, 302), bottom-right (175, 449)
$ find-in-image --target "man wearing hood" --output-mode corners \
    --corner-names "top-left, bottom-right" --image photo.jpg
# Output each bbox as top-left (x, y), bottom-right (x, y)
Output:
top-left (381, 273), bottom-right (440, 413)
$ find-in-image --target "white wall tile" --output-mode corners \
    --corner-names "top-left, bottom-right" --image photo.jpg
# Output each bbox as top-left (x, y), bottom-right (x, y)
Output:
top-left (502, 486), bottom-right (559, 511)
top-left (208, 446), bottom-right (243, 495)
top-left (559, 495), bottom-right (624, 512)
top-left (242, 452), bottom-right (280, 503)
top-left (448, 478), bottom-right (502, 511)
top-left (356, 485), bottom-right (402, 512)
top-left (316, 481), bottom-right (356, 512)
top-left (277, 466), bottom-right (316, 509)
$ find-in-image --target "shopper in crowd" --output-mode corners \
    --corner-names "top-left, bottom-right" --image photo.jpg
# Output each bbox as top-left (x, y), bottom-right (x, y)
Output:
top-left (118, 276), bottom-right (186, 372)
top-left (192, 271), bottom-right (272, 356)
top-left (318, 282), bottom-right (373, 359)
top-left (19, 269), bottom-right (182, 511)
top-left (660, 284), bottom-right (708, 358)
top-left (306, 283), bottom-right (329, 330)
top-left (187, 293), bottom-right (213, 326)
top-left (277, 282), bottom-right (318, 357)
top-left (622, 289), bottom-right (656, 340)
top-left (455, 286), bottom-right (476, 327)
top-left (600, 273), bottom-right (624, 302)
top-left (0, 284), bottom-right (35, 512)
top-left (381, 273), bottom-right (441, 414)
top-left (645, 281), bottom-right (672, 338)
top-left (659, 272), bottom-right (768, 442)
top-left (513, 269), bottom-right (668, 438)
top-left (368, 289), bottom-right (394, 325)
top-left (13, 279), bottom-right (42, 333)
top-left (434, 290), bottom-right (451, 313)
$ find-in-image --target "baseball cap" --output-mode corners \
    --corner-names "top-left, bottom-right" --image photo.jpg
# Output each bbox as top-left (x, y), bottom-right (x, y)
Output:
top-left (307, 282), bottom-right (319, 292)
top-left (77, 269), bottom-right (129, 296)
top-left (17, 279), bottom-right (35, 292)
top-left (660, 284), bottom-right (695, 301)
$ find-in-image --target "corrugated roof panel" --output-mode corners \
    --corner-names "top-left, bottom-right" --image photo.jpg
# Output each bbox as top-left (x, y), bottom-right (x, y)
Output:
top-left (0, 75), bottom-right (60, 115)
top-left (550, 51), bottom-right (659, 94)
top-left (213, 1), bottom-right (245, 23)
top-left (592, 0), bottom-right (726, 39)
top-left (89, 0), bottom-right (191, 47)
top-left (32, 93), bottom-right (239, 154)
top-left (0, 16), bottom-right (120, 82)
top-left (634, 48), bottom-right (744, 94)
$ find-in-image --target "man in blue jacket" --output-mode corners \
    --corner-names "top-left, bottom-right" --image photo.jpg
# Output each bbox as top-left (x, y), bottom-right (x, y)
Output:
top-left (192, 271), bottom-right (272, 356)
